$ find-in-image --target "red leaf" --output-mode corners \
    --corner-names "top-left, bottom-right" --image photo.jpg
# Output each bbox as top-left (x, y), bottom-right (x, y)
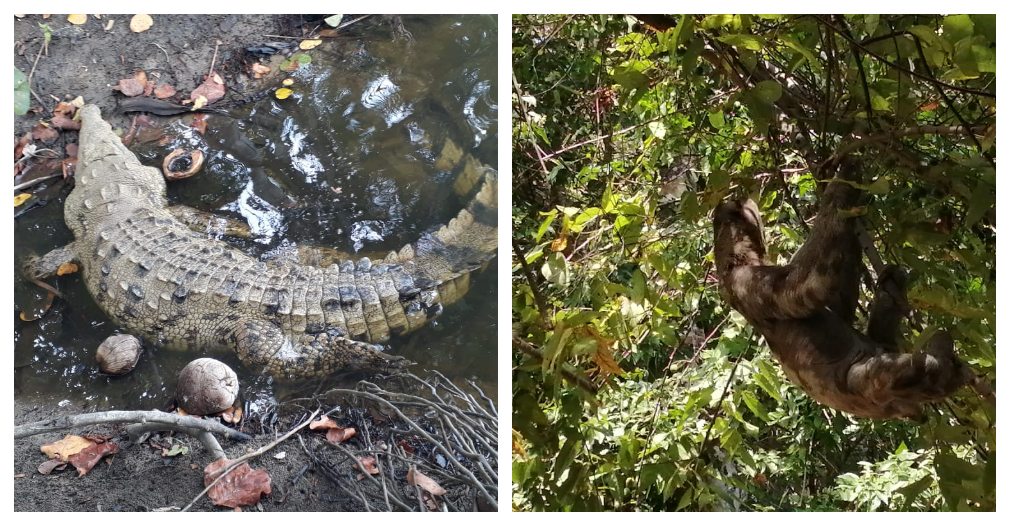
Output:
top-left (31, 123), bottom-right (59, 144)
top-left (154, 84), bottom-right (176, 99)
top-left (397, 440), bottom-right (415, 456)
top-left (67, 441), bottom-right (118, 476)
top-left (190, 72), bottom-right (226, 105)
top-left (114, 78), bottom-right (145, 97)
top-left (204, 459), bottom-right (272, 508)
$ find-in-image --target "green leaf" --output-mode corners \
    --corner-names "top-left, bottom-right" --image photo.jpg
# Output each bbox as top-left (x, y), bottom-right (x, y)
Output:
top-left (612, 64), bottom-right (649, 92)
top-left (741, 390), bottom-right (770, 422)
top-left (972, 44), bottom-right (995, 73)
top-left (648, 121), bottom-right (667, 139)
top-left (707, 110), bottom-right (725, 129)
top-left (716, 34), bottom-right (765, 51)
top-left (863, 14), bottom-right (879, 36)
top-left (964, 183), bottom-right (994, 227)
top-left (701, 14), bottom-right (736, 29)
top-left (751, 80), bottom-right (782, 104)
top-left (942, 15), bottom-right (974, 44)
top-left (14, 68), bottom-right (30, 115)
top-left (971, 14), bottom-right (996, 42)
top-left (535, 210), bottom-right (558, 242)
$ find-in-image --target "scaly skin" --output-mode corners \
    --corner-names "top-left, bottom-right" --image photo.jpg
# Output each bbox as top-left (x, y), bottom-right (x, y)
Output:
top-left (27, 104), bottom-right (498, 378)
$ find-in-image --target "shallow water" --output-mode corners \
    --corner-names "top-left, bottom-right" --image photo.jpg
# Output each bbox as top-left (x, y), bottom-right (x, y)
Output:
top-left (13, 15), bottom-right (498, 410)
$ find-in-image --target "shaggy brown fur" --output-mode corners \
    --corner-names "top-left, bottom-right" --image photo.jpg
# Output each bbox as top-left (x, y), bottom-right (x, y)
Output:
top-left (712, 160), bottom-right (971, 420)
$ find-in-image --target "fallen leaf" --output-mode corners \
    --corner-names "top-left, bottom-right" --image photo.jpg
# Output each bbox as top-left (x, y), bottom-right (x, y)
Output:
top-left (31, 123), bottom-right (59, 144)
top-left (114, 78), bottom-right (145, 97)
top-left (274, 88), bottom-right (293, 100)
top-left (407, 466), bottom-right (447, 496)
top-left (324, 15), bottom-right (343, 27)
top-left (67, 14), bottom-right (87, 25)
top-left (162, 443), bottom-right (189, 457)
top-left (153, 84), bottom-right (176, 99)
top-left (397, 440), bottom-right (415, 456)
top-left (15, 194), bottom-right (33, 207)
top-left (104, 19), bottom-right (114, 31)
top-left (19, 292), bottom-right (54, 321)
top-left (15, 132), bottom-right (32, 160)
top-left (14, 473), bottom-right (26, 478)
top-left (220, 404), bottom-right (242, 423)
top-left (190, 73), bottom-right (226, 105)
top-left (250, 63), bottom-right (270, 79)
top-left (190, 113), bottom-right (208, 135)
top-left (51, 114), bottom-right (81, 131)
top-left (190, 463), bottom-right (200, 470)
top-left (299, 39), bottom-right (322, 50)
top-left (130, 14), bottom-right (153, 33)
top-left (309, 415), bottom-right (338, 430)
top-left (37, 459), bottom-right (68, 474)
top-left (353, 456), bottom-right (379, 475)
top-left (68, 441), bottom-right (118, 476)
top-left (144, 81), bottom-right (155, 97)
top-left (273, 451), bottom-right (286, 460)
top-left (54, 101), bottom-right (75, 115)
top-left (204, 459), bottom-right (272, 509)
top-left (41, 435), bottom-right (95, 460)
top-left (325, 427), bottom-right (356, 444)
top-left (57, 262), bottom-right (78, 275)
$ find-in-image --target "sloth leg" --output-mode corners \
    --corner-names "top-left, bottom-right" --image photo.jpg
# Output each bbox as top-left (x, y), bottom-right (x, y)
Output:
top-left (866, 265), bottom-right (909, 349)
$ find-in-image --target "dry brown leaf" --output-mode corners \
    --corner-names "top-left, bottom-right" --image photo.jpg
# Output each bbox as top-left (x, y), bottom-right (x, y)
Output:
top-left (114, 78), bottom-right (145, 97)
top-left (37, 459), bottom-right (68, 474)
top-left (353, 456), bottom-right (379, 475)
top-left (309, 415), bottom-right (339, 430)
top-left (592, 345), bottom-right (624, 375)
top-left (299, 39), bottom-right (322, 50)
top-left (204, 459), bottom-right (272, 509)
top-left (67, 14), bottom-right (87, 25)
top-left (54, 101), bottom-right (75, 115)
top-left (14, 473), bottom-right (26, 478)
top-left (144, 81), bottom-right (155, 97)
top-left (31, 123), bottom-right (59, 144)
top-left (130, 14), bottom-right (153, 33)
top-left (397, 439), bottom-right (415, 456)
top-left (250, 63), bottom-right (270, 79)
top-left (40, 435), bottom-right (95, 460)
top-left (68, 441), bottom-right (118, 476)
top-left (51, 114), bottom-right (81, 131)
top-left (325, 427), bottom-right (356, 444)
top-left (56, 262), bottom-right (78, 275)
top-left (220, 405), bottom-right (243, 424)
top-left (190, 73), bottom-right (226, 105)
top-left (153, 84), bottom-right (176, 99)
top-left (133, 70), bottom-right (147, 85)
top-left (407, 466), bottom-right (447, 496)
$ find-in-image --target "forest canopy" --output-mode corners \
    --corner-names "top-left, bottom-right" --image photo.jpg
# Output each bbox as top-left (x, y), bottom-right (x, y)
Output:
top-left (511, 14), bottom-right (995, 511)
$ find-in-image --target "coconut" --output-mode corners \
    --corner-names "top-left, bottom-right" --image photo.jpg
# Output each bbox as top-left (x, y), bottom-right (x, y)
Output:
top-left (176, 358), bottom-right (239, 415)
top-left (95, 334), bottom-right (143, 375)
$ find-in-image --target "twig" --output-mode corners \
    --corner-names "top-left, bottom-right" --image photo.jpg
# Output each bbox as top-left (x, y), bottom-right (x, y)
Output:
top-left (208, 40), bottom-right (221, 76)
top-left (13, 173), bottom-right (63, 192)
top-left (828, 125), bottom-right (991, 165)
top-left (150, 42), bottom-right (170, 65)
top-left (180, 409), bottom-right (319, 512)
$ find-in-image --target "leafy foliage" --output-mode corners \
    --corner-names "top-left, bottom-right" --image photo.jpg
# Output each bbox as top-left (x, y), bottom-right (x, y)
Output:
top-left (512, 14), bottom-right (994, 511)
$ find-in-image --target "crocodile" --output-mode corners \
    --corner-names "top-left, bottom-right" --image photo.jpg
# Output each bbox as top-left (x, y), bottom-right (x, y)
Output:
top-left (26, 104), bottom-right (497, 378)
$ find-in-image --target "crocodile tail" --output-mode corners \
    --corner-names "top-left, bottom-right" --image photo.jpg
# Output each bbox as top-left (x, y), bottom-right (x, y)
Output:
top-left (385, 156), bottom-right (498, 306)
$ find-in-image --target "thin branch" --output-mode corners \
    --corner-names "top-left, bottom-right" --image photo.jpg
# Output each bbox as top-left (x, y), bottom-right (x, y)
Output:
top-left (513, 336), bottom-right (598, 395)
top-left (512, 239), bottom-right (551, 327)
top-left (828, 125), bottom-right (991, 165)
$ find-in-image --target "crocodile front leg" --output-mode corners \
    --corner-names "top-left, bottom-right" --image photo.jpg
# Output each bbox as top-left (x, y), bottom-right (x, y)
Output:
top-left (23, 242), bottom-right (79, 279)
top-left (233, 319), bottom-right (411, 378)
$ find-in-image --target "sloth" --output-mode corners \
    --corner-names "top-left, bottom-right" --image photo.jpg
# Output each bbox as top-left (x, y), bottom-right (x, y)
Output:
top-left (712, 160), bottom-right (972, 420)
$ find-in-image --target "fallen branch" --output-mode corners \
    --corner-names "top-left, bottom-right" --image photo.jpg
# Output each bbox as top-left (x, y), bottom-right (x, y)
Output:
top-left (180, 409), bottom-right (319, 512)
top-left (14, 410), bottom-right (251, 442)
